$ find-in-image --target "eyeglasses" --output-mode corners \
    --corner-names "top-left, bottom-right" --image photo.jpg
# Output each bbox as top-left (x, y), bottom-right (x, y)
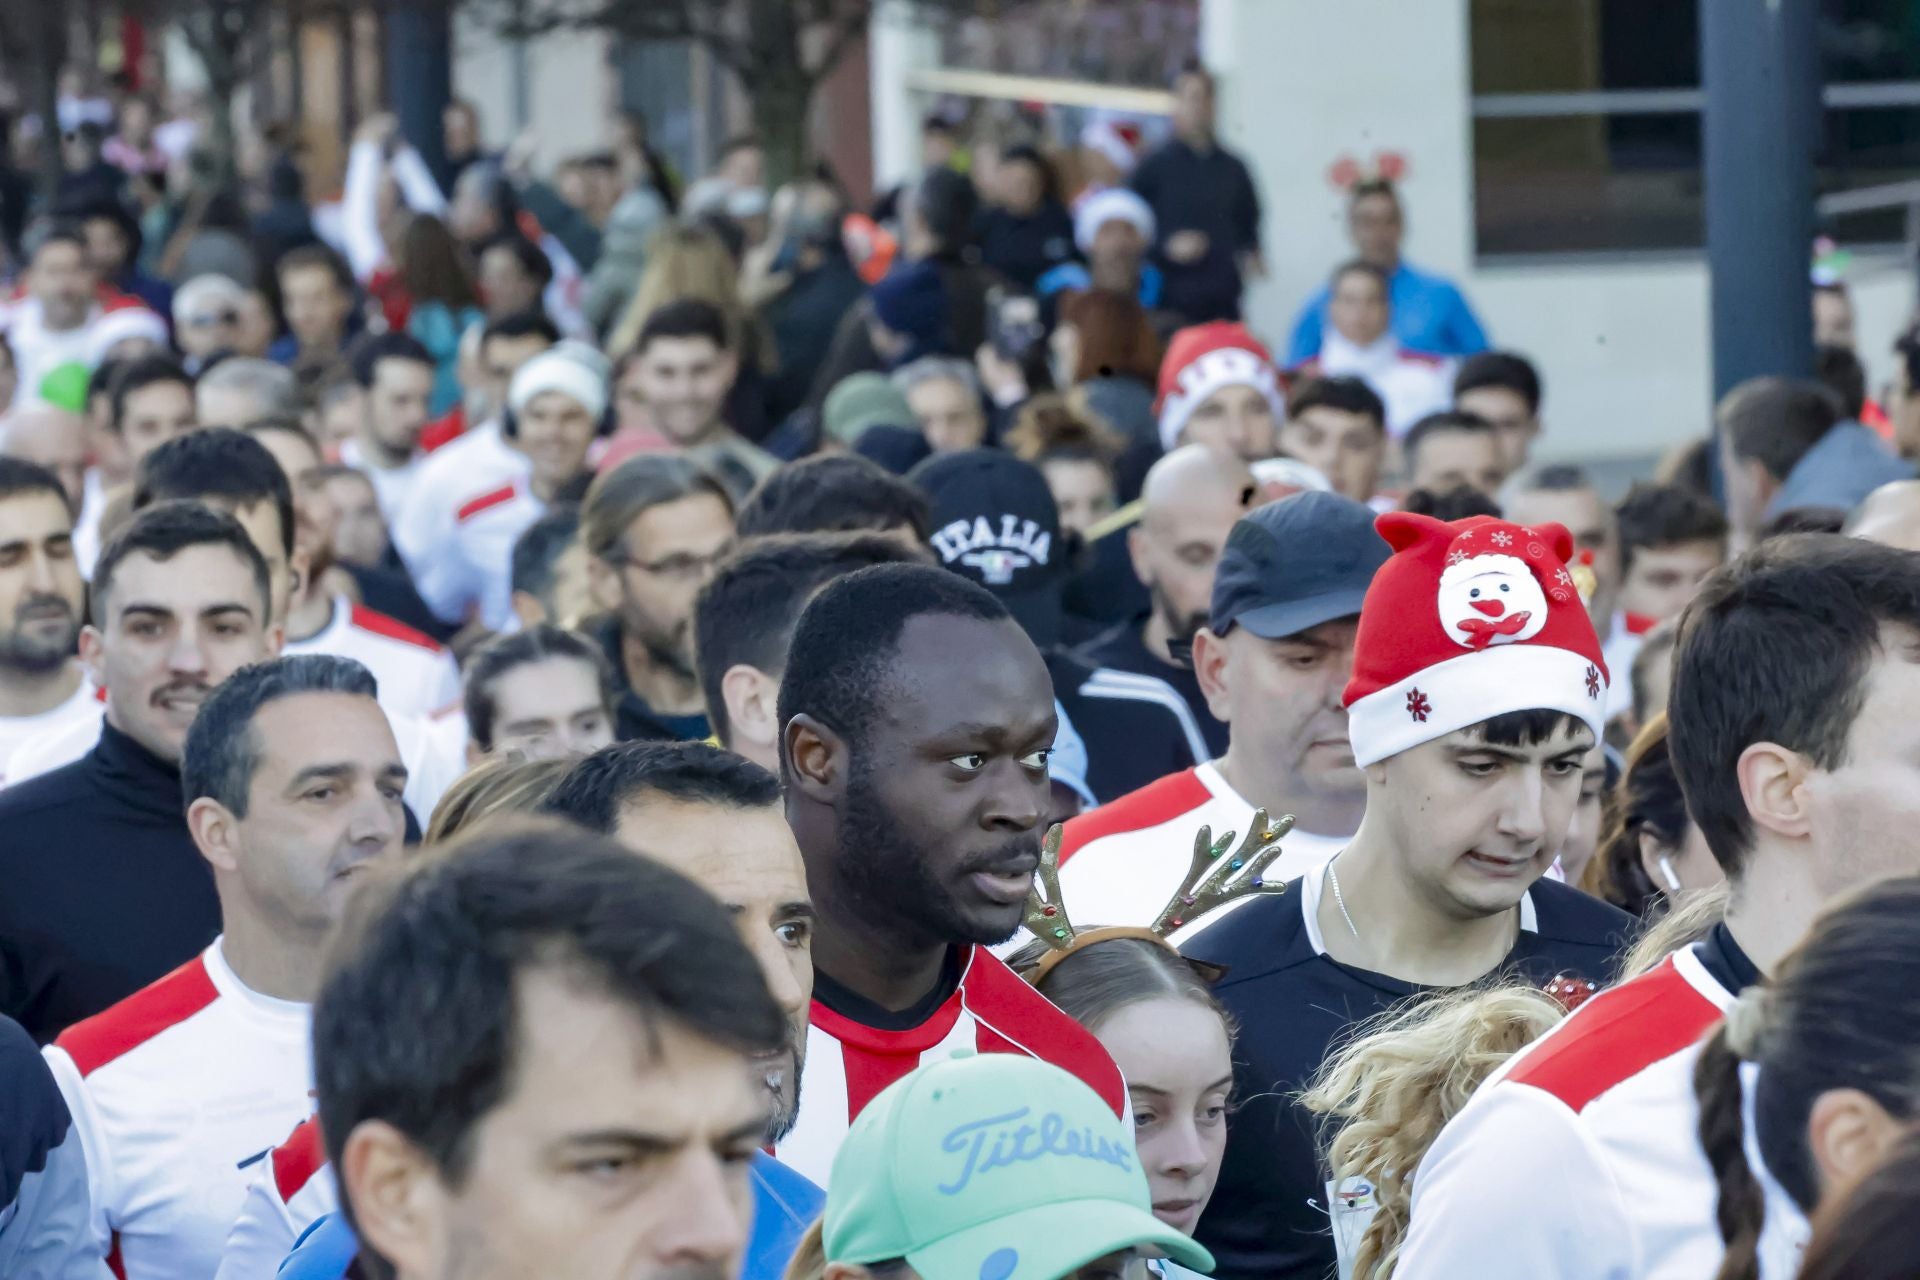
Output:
top-left (188, 308), bottom-right (240, 328)
top-left (619, 543), bottom-right (733, 583)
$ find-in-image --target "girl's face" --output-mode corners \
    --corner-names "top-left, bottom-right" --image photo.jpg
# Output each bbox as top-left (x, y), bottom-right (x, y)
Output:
top-left (1095, 998), bottom-right (1233, 1236)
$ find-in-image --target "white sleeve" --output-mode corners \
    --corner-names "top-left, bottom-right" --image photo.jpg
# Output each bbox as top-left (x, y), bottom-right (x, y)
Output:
top-left (38, 1049), bottom-right (113, 1262)
top-left (1395, 1087), bottom-right (1636, 1280)
top-left (428, 649), bottom-right (464, 716)
top-left (389, 146), bottom-right (449, 215)
top-left (340, 142), bottom-right (389, 283)
top-left (213, 1164), bottom-right (298, 1280)
top-left (409, 529), bottom-right (476, 628)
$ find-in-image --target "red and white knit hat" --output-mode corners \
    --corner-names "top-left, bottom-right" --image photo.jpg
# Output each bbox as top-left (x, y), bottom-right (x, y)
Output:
top-left (1154, 322), bottom-right (1286, 452)
top-left (1343, 512), bottom-right (1609, 766)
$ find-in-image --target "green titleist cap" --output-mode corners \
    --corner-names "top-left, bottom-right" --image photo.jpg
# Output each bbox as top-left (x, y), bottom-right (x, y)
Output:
top-left (824, 1054), bottom-right (1214, 1280)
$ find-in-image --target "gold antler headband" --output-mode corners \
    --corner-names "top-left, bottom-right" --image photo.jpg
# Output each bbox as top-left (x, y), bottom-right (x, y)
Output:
top-left (1023, 809), bottom-right (1295, 983)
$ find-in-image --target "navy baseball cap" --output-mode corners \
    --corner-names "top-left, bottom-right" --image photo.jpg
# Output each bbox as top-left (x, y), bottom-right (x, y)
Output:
top-left (910, 449), bottom-right (1067, 646)
top-left (1210, 491), bottom-right (1390, 639)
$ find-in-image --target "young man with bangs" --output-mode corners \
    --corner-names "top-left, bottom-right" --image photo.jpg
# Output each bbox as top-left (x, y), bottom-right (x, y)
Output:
top-left (1182, 511), bottom-right (1633, 1280)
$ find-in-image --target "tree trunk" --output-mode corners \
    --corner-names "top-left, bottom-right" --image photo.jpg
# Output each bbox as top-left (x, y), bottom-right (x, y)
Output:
top-left (751, 71), bottom-right (815, 191)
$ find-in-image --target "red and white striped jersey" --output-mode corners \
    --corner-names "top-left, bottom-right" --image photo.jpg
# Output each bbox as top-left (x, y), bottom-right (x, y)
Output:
top-left (1055, 762), bottom-right (1348, 943)
top-left (1397, 941), bottom-right (1807, 1280)
top-left (773, 945), bottom-right (1126, 1186)
top-left (41, 940), bottom-right (312, 1280)
top-left (215, 1116), bottom-right (336, 1280)
top-left (412, 478), bottom-right (547, 633)
top-left (284, 597), bottom-right (462, 720)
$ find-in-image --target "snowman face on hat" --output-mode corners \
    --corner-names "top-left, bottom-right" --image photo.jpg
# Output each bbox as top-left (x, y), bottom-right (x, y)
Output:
top-left (1437, 553), bottom-right (1550, 650)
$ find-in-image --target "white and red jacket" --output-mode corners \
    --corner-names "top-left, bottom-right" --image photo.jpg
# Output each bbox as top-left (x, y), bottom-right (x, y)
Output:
top-left (1297, 332), bottom-right (1454, 438)
top-left (215, 1116), bottom-right (335, 1280)
top-left (1396, 940), bottom-right (1807, 1280)
top-left (42, 941), bottom-right (312, 1280)
top-left (1055, 762), bottom-right (1347, 942)
top-left (283, 597), bottom-right (461, 720)
top-left (390, 419), bottom-right (529, 597)
top-left (774, 945), bottom-right (1126, 1187)
top-left (412, 477), bottom-right (546, 633)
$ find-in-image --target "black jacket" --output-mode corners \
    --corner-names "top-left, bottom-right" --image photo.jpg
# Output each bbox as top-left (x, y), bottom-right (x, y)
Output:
top-left (0, 723), bottom-right (220, 1043)
top-left (595, 616), bottom-right (712, 743)
top-left (1182, 875), bottom-right (1633, 1280)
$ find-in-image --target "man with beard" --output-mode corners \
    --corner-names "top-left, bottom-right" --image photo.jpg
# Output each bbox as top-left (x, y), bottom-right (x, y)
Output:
top-left (0, 502), bottom-right (280, 1040)
top-left (0, 460), bottom-right (98, 785)
top-left (772, 563), bottom-right (1125, 1185)
top-left (46, 655), bottom-right (404, 1280)
top-left (582, 454), bottom-right (735, 741)
top-left (1080, 443), bottom-right (1256, 756)
top-left (1056, 493), bottom-right (1389, 936)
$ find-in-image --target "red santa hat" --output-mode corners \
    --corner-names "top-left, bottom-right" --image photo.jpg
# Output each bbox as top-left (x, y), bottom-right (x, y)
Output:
top-left (1154, 322), bottom-right (1286, 452)
top-left (1343, 512), bottom-right (1609, 767)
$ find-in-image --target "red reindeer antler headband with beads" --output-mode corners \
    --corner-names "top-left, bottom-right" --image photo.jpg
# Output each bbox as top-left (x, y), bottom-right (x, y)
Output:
top-left (1022, 809), bottom-right (1296, 984)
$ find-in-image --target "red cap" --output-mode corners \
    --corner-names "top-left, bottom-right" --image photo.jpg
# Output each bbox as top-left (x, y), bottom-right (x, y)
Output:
top-left (1154, 322), bottom-right (1284, 451)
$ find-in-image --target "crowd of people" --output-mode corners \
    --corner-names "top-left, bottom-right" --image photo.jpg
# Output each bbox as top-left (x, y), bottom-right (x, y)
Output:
top-left (5, 52), bottom-right (1920, 1280)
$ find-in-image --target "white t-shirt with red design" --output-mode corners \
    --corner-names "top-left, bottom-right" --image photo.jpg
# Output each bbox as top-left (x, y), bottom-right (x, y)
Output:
top-left (41, 940), bottom-right (312, 1280)
top-left (773, 945), bottom-right (1127, 1186)
top-left (215, 1115), bottom-right (334, 1280)
top-left (412, 478), bottom-right (546, 633)
top-left (283, 596), bottom-right (461, 719)
top-left (1055, 761), bottom-right (1347, 942)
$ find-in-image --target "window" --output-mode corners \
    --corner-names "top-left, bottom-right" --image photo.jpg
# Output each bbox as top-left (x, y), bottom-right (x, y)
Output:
top-left (937, 0), bottom-right (1198, 88)
top-left (1471, 0), bottom-right (1920, 255)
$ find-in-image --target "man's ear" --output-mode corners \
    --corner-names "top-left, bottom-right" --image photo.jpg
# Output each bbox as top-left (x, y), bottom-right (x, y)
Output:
top-left (78, 624), bottom-right (104, 686)
top-left (1126, 525), bottom-right (1153, 589)
top-left (1736, 741), bottom-right (1812, 842)
top-left (510, 589), bottom-right (548, 630)
top-left (340, 1120), bottom-right (449, 1280)
top-left (722, 664), bottom-right (779, 755)
top-left (1192, 627), bottom-right (1233, 723)
top-left (586, 554), bottom-right (623, 616)
top-left (784, 712), bottom-right (848, 801)
top-left (187, 796), bottom-right (242, 873)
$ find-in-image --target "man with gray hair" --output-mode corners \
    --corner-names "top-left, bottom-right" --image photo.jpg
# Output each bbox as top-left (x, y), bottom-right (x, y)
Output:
top-left (893, 355), bottom-right (987, 453)
top-left (42, 653), bottom-right (405, 1280)
top-left (194, 357), bottom-right (299, 431)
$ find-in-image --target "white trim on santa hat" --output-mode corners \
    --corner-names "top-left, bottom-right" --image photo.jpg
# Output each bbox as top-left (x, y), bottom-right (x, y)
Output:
top-left (1157, 348), bottom-right (1285, 452)
top-left (1346, 642), bottom-right (1607, 768)
top-left (1073, 188), bottom-right (1155, 255)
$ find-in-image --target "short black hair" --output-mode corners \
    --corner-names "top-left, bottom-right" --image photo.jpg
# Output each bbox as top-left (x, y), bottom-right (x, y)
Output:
top-left (734, 455), bottom-right (931, 542)
top-left (510, 502), bottom-right (579, 603)
top-left (463, 625), bottom-right (614, 753)
top-left (1616, 483), bottom-right (1728, 573)
top-left (275, 242), bottom-right (356, 293)
top-left (25, 220), bottom-right (87, 260)
top-left (1400, 485), bottom-right (1503, 521)
top-left (542, 741), bottom-right (782, 833)
top-left (92, 500), bottom-right (272, 624)
top-left (635, 298), bottom-right (731, 355)
top-left (1454, 350), bottom-right (1544, 416)
top-left (1815, 343), bottom-right (1867, 420)
top-left (776, 562), bottom-right (1012, 763)
top-left (1286, 374), bottom-right (1385, 429)
top-left (1402, 410), bottom-right (1497, 467)
top-left (1719, 377), bottom-right (1842, 484)
top-left (696, 532), bottom-right (927, 743)
top-left (480, 234), bottom-right (554, 288)
top-left (1669, 534), bottom-right (1920, 879)
top-left (0, 457), bottom-right (72, 514)
top-left (348, 331), bottom-right (433, 388)
top-left (313, 822), bottom-right (784, 1197)
top-left (1760, 506), bottom-right (1847, 539)
top-left (910, 167), bottom-right (979, 253)
top-left (1518, 462), bottom-right (1597, 497)
top-left (133, 428), bottom-right (296, 559)
top-left (481, 309), bottom-right (560, 347)
top-left (109, 354), bottom-right (193, 433)
top-left (182, 655), bottom-right (380, 815)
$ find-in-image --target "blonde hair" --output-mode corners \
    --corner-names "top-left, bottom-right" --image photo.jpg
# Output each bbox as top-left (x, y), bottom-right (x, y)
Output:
top-left (1620, 881), bottom-right (1730, 980)
top-left (608, 222), bottom-right (767, 366)
top-left (424, 755), bottom-right (575, 844)
top-left (1299, 986), bottom-right (1567, 1280)
top-left (782, 1219), bottom-right (827, 1280)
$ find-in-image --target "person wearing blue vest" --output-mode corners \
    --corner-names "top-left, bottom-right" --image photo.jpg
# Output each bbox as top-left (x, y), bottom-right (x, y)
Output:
top-left (1287, 180), bottom-right (1489, 364)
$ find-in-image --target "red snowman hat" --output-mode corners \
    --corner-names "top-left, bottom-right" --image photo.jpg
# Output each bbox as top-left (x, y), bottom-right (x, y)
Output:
top-left (1155, 322), bottom-right (1285, 452)
top-left (1343, 512), bottom-right (1609, 766)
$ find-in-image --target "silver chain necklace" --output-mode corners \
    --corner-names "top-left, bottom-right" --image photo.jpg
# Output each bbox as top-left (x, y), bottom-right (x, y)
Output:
top-left (1327, 857), bottom-right (1362, 943)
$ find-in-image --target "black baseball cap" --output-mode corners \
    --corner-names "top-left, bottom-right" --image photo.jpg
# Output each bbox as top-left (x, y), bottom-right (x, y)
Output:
top-left (1210, 491), bottom-right (1390, 639)
top-left (909, 448), bottom-right (1067, 646)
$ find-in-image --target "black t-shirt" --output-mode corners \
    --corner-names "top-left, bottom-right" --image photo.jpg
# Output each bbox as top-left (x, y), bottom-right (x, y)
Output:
top-left (1046, 649), bottom-right (1203, 804)
top-left (1078, 616), bottom-right (1229, 757)
top-left (0, 724), bottom-right (221, 1042)
top-left (979, 202), bottom-right (1078, 290)
top-left (1181, 871), bottom-right (1634, 1280)
top-left (1130, 140), bottom-right (1263, 324)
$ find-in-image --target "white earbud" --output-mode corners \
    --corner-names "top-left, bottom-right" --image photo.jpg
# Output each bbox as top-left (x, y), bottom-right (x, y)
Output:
top-left (1658, 855), bottom-right (1682, 893)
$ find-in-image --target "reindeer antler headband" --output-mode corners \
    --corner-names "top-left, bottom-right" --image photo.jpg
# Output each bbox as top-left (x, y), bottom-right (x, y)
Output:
top-left (1022, 809), bottom-right (1295, 983)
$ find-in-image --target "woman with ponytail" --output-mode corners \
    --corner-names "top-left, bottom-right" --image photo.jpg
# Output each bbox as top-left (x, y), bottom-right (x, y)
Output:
top-left (1694, 875), bottom-right (1920, 1280)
